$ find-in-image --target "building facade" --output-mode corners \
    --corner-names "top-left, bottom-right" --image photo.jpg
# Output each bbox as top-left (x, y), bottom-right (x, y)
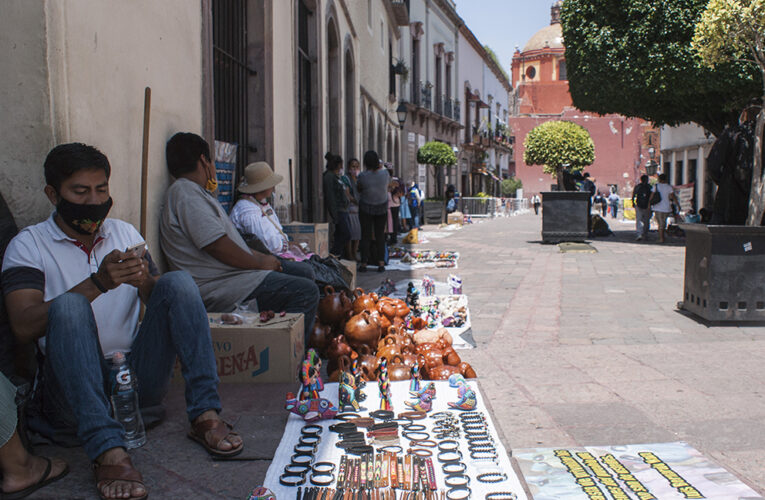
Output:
top-left (458, 25), bottom-right (513, 196)
top-left (508, 1), bottom-right (656, 199)
top-left (397, 0), bottom-right (463, 198)
top-left (660, 123), bottom-right (715, 211)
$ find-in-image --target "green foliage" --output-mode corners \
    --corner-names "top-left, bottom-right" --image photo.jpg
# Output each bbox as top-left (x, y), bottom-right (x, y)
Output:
top-left (501, 177), bottom-right (523, 196)
top-left (560, 0), bottom-right (761, 135)
top-left (417, 141), bottom-right (457, 167)
top-left (475, 192), bottom-right (492, 199)
top-left (523, 121), bottom-right (595, 177)
top-left (483, 45), bottom-right (511, 82)
top-left (693, 0), bottom-right (765, 69)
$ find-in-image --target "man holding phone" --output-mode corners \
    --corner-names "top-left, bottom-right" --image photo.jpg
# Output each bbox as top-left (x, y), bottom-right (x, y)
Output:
top-left (2, 143), bottom-right (241, 500)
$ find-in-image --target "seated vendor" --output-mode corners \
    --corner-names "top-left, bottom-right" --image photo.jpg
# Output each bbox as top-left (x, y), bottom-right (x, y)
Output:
top-left (159, 132), bottom-right (318, 343)
top-left (2, 143), bottom-right (243, 500)
top-left (229, 161), bottom-right (315, 281)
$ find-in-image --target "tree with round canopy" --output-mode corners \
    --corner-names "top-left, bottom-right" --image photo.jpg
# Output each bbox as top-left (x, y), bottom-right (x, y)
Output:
top-left (523, 120), bottom-right (595, 190)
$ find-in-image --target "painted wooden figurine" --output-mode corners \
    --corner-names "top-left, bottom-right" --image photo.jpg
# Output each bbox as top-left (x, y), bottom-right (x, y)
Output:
top-left (285, 392), bottom-right (338, 421)
top-left (299, 348), bottom-right (323, 401)
top-left (377, 357), bottom-right (393, 411)
top-left (447, 374), bottom-right (477, 411)
top-left (404, 391), bottom-right (433, 413)
top-left (409, 362), bottom-right (421, 392)
top-left (338, 370), bottom-right (362, 412)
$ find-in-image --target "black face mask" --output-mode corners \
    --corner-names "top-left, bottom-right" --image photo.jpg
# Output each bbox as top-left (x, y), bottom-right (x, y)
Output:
top-left (56, 196), bottom-right (113, 235)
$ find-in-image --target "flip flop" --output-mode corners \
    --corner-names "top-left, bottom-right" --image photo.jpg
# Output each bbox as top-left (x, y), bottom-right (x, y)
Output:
top-left (93, 455), bottom-right (148, 500)
top-left (1, 456), bottom-right (69, 500)
top-left (188, 418), bottom-right (243, 458)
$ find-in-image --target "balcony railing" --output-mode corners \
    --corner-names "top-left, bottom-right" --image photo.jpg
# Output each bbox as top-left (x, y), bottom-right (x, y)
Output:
top-left (443, 97), bottom-right (452, 119)
top-left (421, 82), bottom-right (432, 110)
top-left (454, 99), bottom-right (460, 121)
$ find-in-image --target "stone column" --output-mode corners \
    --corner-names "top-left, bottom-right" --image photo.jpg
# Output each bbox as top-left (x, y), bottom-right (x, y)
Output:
top-left (697, 145), bottom-right (706, 210)
top-left (682, 149), bottom-right (689, 185)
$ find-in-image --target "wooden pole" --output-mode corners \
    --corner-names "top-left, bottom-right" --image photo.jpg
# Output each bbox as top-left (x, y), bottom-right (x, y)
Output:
top-left (140, 87), bottom-right (151, 238)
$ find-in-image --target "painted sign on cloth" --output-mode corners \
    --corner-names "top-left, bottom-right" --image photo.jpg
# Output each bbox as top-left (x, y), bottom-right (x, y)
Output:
top-left (515, 442), bottom-right (762, 500)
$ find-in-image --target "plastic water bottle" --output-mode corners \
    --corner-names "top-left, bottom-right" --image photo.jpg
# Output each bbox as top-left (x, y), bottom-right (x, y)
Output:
top-left (110, 352), bottom-right (146, 449)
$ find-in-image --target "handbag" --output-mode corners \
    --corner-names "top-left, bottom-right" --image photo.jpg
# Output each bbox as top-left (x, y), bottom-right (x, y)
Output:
top-left (649, 189), bottom-right (662, 206)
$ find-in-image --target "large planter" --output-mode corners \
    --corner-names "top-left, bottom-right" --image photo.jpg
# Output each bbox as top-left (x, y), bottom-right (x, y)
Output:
top-left (541, 191), bottom-right (590, 243)
top-left (423, 200), bottom-right (444, 224)
top-left (680, 224), bottom-right (765, 322)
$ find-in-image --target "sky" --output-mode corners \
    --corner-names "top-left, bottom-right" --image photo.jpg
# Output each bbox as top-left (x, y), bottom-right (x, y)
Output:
top-left (454, 0), bottom-right (554, 77)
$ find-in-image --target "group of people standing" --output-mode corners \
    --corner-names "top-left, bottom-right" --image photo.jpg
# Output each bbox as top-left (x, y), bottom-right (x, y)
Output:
top-left (323, 151), bottom-right (424, 272)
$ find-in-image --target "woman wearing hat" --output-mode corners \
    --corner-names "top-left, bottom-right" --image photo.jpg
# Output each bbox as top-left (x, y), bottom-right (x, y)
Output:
top-left (230, 162), bottom-right (315, 281)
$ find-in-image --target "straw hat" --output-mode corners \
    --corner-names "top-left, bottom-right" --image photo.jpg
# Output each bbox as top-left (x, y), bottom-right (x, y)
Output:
top-left (237, 161), bottom-right (283, 194)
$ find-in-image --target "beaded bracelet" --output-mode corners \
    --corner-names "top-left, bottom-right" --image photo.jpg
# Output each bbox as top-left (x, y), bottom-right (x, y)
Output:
top-left (485, 492), bottom-right (517, 500)
top-left (477, 471), bottom-right (508, 483)
top-left (437, 439), bottom-right (460, 452)
top-left (445, 485), bottom-right (472, 500)
top-left (444, 474), bottom-right (470, 488)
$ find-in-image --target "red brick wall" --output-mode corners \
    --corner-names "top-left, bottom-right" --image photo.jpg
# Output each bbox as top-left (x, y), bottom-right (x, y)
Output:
top-left (510, 110), bottom-right (646, 198)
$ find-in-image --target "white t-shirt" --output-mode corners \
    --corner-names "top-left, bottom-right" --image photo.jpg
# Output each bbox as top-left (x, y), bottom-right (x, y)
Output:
top-left (652, 183), bottom-right (675, 213)
top-left (2, 214), bottom-right (145, 357)
top-left (229, 197), bottom-right (288, 254)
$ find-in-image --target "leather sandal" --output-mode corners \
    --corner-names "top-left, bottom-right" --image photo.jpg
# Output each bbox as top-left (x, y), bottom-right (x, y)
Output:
top-left (188, 418), bottom-right (244, 458)
top-left (93, 455), bottom-right (148, 500)
top-left (1, 457), bottom-right (69, 500)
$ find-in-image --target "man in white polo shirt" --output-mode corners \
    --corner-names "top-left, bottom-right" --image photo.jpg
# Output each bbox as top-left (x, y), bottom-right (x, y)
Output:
top-left (2, 143), bottom-right (242, 500)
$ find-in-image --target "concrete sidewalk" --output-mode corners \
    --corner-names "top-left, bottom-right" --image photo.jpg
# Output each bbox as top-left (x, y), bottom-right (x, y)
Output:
top-left (23, 214), bottom-right (765, 498)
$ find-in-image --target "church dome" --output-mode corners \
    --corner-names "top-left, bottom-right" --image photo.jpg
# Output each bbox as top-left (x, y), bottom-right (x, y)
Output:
top-left (522, 22), bottom-right (564, 53)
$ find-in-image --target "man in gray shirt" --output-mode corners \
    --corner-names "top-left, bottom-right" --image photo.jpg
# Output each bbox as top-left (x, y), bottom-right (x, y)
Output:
top-left (160, 133), bottom-right (318, 343)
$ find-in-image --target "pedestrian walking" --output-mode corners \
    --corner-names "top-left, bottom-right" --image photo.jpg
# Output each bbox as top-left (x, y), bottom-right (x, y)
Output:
top-left (387, 178), bottom-right (402, 244)
top-left (342, 158), bottom-right (361, 260)
top-left (607, 189), bottom-right (620, 219)
top-left (631, 174), bottom-right (653, 241)
top-left (597, 193), bottom-right (608, 217)
top-left (651, 173), bottom-right (677, 244)
top-left (531, 194), bottom-right (541, 215)
top-left (407, 181), bottom-right (423, 229)
top-left (357, 150), bottom-right (390, 272)
top-left (322, 152), bottom-right (350, 256)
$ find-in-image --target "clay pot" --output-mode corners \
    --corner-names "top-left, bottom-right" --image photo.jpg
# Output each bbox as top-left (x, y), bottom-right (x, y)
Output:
top-left (427, 364), bottom-right (460, 381)
top-left (417, 348), bottom-right (445, 371)
top-left (369, 310), bottom-right (391, 331)
top-left (344, 311), bottom-right (382, 352)
top-left (410, 317), bottom-right (428, 331)
top-left (307, 321), bottom-right (333, 357)
top-left (400, 350), bottom-right (419, 368)
top-left (328, 355), bottom-right (351, 382)
top-left (318, 285), bottom-right (352, 328)
top-left (376, 335), bottom-right (402, 363)
top-left (442, 346), bottom-right (461, 366)
top-left (326, 334), bottom-right (353, 374)
top-left (358, 345), bottom-right (379, 381)
top-left (352, 288), bottom-right (378, 315)
top-left (388, 355), bottom-right (411, 381)
top-left (459, 362), bottom-right (477, 379)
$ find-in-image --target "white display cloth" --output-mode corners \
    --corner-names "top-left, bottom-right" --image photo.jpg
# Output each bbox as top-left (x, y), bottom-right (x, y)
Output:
top-left (263, 380), bottom-right (528, 499)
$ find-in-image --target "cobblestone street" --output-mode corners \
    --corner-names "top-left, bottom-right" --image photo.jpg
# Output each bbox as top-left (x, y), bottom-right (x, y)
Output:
top-left (29, 214), bottom-right (765, 498)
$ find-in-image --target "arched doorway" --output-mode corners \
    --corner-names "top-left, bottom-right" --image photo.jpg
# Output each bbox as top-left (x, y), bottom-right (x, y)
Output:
top-left (367, 105), bottom-right (375, 152)
top-left (386, 128), bottom-right (393, 165)
top-left (327, 17), bottom-right (342, 156)
top-left (377, 115), bottom-right (384, 156)
top-left (297, 0), bottom-right (321, 222)
top-left (344, 45), bottom-right (356, 165)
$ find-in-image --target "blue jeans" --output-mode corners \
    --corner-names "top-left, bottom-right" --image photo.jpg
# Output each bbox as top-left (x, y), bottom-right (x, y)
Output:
top-left (245, 271), bottom-right (318, 346)
top-left (28, 271), bottom-right (221, 460)
top-left (278, 258), bottom-right (316, 281)
top-left (331, 212), bottom-right (351, 256)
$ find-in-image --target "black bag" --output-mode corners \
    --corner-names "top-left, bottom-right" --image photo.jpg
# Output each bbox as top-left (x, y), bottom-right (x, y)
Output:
top-left (634, 184), bottom-right (652, 209)
top-left (306, 255), bottom-right (353, 293)
top-left (649, 189), bottom-right (662, 206)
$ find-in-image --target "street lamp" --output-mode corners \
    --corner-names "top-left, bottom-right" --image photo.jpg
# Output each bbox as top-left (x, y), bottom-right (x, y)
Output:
top-left (645, 146), bottom-right (658, 176)
top-left (396, 103), bottom-right (407, 129)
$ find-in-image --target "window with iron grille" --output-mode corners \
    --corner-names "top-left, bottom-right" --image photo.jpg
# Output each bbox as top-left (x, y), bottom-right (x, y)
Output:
top-left (213, 0), bottom-right (250, 177)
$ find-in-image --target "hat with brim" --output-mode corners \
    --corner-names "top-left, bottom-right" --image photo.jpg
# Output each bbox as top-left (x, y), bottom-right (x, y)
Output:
top-left (238, 161), bottom-right (283, 194)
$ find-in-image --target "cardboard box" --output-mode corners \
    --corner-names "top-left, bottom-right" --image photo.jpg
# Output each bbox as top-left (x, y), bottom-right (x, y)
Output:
top-left (174, 313), bottom-right (304, 384)
top-left (284, 222), bottom-right (329, 258)
top-left (339, 259), bottom-right (357, 290)
top-left (447, 211), bottom-right (464, 226)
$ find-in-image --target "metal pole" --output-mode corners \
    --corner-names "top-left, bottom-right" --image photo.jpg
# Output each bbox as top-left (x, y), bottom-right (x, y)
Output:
top-left (140, 87), bottom-right (151, 238)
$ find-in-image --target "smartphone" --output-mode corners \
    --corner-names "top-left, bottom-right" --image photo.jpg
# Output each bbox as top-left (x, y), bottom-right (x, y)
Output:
top-left (124, 242), bottom-right (146, 258)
